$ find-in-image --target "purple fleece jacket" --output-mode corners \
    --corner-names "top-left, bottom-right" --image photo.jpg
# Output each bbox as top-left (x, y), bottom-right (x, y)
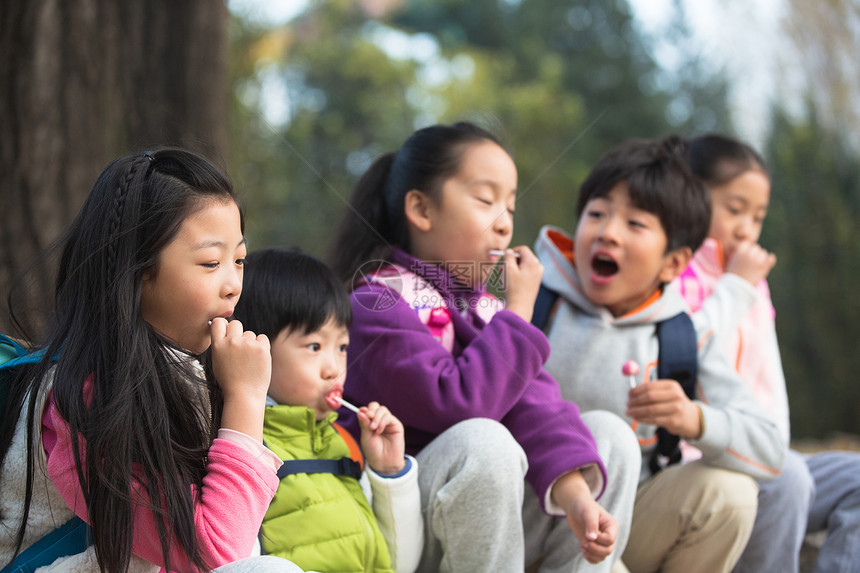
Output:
top-left (340, 250), bottom-right (606, 508)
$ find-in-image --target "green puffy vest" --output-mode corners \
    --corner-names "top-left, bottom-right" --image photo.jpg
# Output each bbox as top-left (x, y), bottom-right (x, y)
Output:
top-left (260, 405), bottom-right (395, 573)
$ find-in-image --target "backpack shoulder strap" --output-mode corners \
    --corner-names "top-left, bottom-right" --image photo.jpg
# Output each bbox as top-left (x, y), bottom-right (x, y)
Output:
top-left (0, 335), bottom-right (49, 372)
top-left (0, 333), bottom-right (29, 366)
top-left (332, 422), bottom-right (364, 470)
top-left (0, 336), bottom-right (89, 571)
top-left (1, 335), bottom-right (50, 422)
top-left (0, 516), bottom-right (91, 573)
top-left (656, 312), bottom-right (698, 399)
top-left (650, 311), bottom-right (698, 475)
top-left (274, 422), bottom-right (365, 481)
top-left (276, 457), bottom-right (363, 480)
top-left (531, 284), bottom-right (560, 331)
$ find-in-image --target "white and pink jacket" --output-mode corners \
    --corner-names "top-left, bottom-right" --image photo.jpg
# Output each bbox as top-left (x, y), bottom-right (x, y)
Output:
top-left (0, 359), bottom-right (282, 572)
top-left (674, 238), bottom-right (790, 445)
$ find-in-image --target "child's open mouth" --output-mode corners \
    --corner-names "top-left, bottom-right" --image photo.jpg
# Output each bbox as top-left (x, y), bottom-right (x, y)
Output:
top-left (325, 386), bottom-right (344, 409)
top-left (592, 254), bottom-right (619, 277)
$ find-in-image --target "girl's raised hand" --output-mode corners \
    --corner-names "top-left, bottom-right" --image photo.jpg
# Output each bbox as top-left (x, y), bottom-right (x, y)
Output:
top-left (210, 317), bottom-right (271, 440)
top-left (502, 246), bottom-right (544, 323)
top-left (726, 241), bottom-right (776, 286)
top-left (357, 401), bottom-right (407, 476)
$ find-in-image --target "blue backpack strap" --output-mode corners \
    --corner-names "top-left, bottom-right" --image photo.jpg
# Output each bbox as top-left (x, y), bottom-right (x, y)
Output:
top-left (531, 284), bottom-right (560, 331)
top-left (276, 457), bottom-right (363, 481)
top-left (0, 516), bottom-right (91, 573)
top-left (0, 334), bottom-right (28, 361)
top-left (649, 312), bottom-right (698, 475)
top-left (1, 336), bottom-right (48, 427)
top-left (1, 337), bottom-right (88, 572)
top-left (0, 335), bottom-right (19, 415)
top-left (0, 335), bottom-right (48, 372)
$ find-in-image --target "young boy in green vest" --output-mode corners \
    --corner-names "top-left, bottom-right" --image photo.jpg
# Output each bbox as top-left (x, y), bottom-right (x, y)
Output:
top-left (233, 248), bottom-right (422, 573)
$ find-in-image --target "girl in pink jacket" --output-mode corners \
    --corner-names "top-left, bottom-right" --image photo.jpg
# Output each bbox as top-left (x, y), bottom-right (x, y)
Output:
top-left (1, 149), bottom-right (301, 572)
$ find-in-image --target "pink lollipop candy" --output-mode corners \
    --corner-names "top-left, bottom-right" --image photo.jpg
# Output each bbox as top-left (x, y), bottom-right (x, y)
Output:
top-left (325, 388), bottom-right (342, 409)
top-left (622, 360), bottom-right (640, 389)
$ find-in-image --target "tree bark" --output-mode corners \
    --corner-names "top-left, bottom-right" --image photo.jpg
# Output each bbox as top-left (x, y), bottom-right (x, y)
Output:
top-left (0, 0), bottom-right (228, 336)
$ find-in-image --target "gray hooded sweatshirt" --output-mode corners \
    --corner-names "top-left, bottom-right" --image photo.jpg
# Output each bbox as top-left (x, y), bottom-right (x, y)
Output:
top-left (535, 225), bottom-right (785, 483)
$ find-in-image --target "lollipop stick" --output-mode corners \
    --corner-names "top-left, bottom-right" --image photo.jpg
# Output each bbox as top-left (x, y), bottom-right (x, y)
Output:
top-left (337, 396), bottom-right (361, 414)
top-left (488, 249), bottom-right (521, 258)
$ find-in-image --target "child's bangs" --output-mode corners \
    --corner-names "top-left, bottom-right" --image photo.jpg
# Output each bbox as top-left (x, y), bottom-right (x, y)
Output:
top-left (290, 290), bottom-right (353, 337)
top-left (625, 164), bottom-right (669, 217)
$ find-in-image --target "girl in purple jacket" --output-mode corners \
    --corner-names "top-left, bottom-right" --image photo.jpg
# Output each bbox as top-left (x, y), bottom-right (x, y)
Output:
top-left (329, 122), bottom-right (640, 573)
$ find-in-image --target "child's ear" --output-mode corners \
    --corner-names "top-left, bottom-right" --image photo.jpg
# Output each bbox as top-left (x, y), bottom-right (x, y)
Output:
top-left (658, 246), bottom-right (692, 283)
top-left (404, 189), bottom-right (433, 232)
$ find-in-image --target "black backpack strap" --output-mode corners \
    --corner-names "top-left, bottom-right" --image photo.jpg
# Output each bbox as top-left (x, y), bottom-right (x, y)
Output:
top-left (276, 457), bottom-right (363, 481)
top-left (531, 284), bottom-right (560, 331)
top-left (649, 312), bottom-right (698, 475)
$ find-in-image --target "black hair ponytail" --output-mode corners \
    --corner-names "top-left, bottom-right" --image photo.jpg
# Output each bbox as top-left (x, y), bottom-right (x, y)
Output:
top-left (329, 153), bottom-right (397, 283)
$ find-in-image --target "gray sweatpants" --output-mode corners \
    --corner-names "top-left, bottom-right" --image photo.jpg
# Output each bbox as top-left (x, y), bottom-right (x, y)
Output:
top-left (806, 449), bottom-right (860, 573)
top-left (415, 411), bottom-right (640, 573)
top-left (735, 448), bottom-right (860, 573)
top-left (732, 448), bottom-right (813, 573)
top-left (212, 556), bottom-right (306, 572)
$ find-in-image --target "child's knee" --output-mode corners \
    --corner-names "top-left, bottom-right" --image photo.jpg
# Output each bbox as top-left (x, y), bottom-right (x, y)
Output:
top-left (212, 556), bottom-right (306, 573)
top-left (420, 418), bottom-right (527, 486)
top-left (787, 449), bottom-right (815, 498)
top-left (582, 410), bottom-right (641, 463)
top-left (695, 466), bottom-right (759, 519)
top-left (655, 463), bottom-right (758, 524)
top-left (418, 418), bottom-right (527, 516)
top-left (763, 449), bottom-right (814, 506)
top-left (451, 418), bottom-right (527, 476)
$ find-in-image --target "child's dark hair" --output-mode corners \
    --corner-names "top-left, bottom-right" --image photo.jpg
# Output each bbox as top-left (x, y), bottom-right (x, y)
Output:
top-left (329, 121), bottom-right (508, 283)
top-left (0, 148), bottom-right (238, 572)
top-left (687, 133), bottom-right (768, 187)
top-left (234, 248), bottom-right (352, 340)
top-left (576, 135), bottom-right (711, 253)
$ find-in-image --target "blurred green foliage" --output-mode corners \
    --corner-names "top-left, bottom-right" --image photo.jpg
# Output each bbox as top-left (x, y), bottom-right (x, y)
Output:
top-left (228, 0), bottom-right (731, 252)
top-left (764, 105), bottom-right (860, 438)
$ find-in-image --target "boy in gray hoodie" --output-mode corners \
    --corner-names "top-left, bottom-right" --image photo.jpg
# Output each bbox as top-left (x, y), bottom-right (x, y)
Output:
top-left (534, 136), bottom-right (785, 573)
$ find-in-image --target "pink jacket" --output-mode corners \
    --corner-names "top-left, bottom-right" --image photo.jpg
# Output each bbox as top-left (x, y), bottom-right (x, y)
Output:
top-left (674, 238), bottom-right (790, 444)
top-left (42, 391), bottom-right (281, 572)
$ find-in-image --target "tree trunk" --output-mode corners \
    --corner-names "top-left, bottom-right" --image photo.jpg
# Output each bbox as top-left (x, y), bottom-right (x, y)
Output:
top-left (0, 0), bottom-right (228, 336)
